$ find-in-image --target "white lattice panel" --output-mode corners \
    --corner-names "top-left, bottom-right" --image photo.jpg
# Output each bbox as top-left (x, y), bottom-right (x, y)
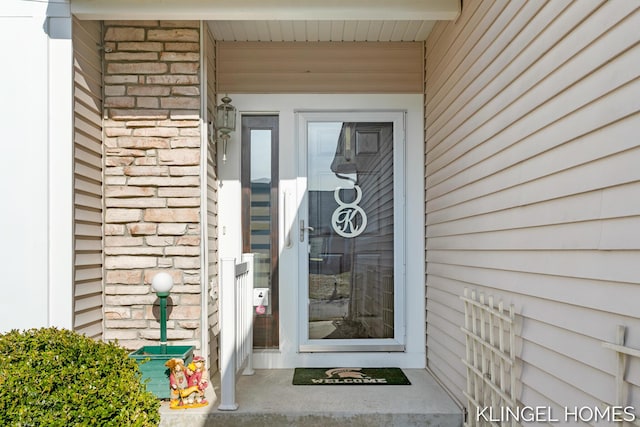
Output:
top-left (461, 289), bottom-right (516, 427)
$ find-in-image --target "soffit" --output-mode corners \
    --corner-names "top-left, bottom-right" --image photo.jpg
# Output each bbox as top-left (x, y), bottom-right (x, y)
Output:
top-left (208, 20), bottom-right (436, 42)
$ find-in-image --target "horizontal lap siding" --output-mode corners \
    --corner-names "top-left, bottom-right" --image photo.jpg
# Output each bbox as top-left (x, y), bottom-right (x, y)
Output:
top-left (73, 17), bottom-right (103, 339)
top-left (424, 0), bottom-right (640, 415)
top-left (206, 26), bottom-right (220, 372)
top-left (217, 41), bottom-right (423, 93)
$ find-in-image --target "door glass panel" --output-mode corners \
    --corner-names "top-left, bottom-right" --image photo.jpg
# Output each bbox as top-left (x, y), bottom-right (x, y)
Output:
top-left (242, 116), bottom-right (279, 349)
top-left (307, 121), bottom-right (394, 340)
top-left (250, 129), bottom-right (272, 298)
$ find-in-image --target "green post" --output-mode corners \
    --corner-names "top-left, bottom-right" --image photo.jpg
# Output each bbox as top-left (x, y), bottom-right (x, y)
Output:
top-left (157, 291), bottom-right (170, 353)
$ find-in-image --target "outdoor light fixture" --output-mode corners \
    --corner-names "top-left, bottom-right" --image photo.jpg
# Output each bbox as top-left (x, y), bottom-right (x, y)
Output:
top-left (215, 96), bottom-right (236, 163)
top-left (151, 271), bottom-right (174, 352)
top-left (130, 270), bottom-right (193, 399)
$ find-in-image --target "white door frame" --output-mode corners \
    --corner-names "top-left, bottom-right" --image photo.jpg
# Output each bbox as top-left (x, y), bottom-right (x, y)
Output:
top-left (218, 94), bottom-right (425, 368)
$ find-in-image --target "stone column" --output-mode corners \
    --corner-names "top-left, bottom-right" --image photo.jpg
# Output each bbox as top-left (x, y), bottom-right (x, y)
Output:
top-left (102, 20), bottom-right (202, 350)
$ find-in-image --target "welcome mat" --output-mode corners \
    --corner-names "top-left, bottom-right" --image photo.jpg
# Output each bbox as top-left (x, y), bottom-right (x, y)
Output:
top-left (293, 367), bottom-right (411, 385)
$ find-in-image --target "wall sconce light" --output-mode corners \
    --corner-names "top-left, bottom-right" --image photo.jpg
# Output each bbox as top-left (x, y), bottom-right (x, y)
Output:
top-left (215, 96), bottom-right (236, 163)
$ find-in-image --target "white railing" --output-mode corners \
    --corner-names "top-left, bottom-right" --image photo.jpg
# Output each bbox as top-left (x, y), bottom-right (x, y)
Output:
top-left (218, 253), bottom-right (255, 411)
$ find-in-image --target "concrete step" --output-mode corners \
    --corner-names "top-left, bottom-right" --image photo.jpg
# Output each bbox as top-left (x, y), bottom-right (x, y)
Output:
top-left (159, 369), bottom-right (463, 427)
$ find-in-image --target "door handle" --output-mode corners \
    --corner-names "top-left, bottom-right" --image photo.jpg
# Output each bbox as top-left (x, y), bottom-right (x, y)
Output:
top-left (300, 220), bottom-right (314, 242)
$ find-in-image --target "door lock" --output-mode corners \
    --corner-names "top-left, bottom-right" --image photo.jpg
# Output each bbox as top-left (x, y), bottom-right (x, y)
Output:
top-left (300, 220), bottom-right (314, 242)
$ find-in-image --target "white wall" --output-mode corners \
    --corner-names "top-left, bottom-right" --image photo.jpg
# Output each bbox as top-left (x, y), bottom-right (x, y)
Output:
top-left (0, 1), bottom-right (74, 332)
top-left (424, 0), bottom-right (640, 415)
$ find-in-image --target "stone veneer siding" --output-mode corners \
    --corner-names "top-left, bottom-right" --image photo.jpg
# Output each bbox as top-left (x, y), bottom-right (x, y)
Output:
top-left (102, 20), bottom-right (202, 350)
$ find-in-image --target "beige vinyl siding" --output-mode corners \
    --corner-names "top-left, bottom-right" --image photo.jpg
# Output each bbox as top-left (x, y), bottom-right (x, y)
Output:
top-left (217, 41), bottom-right (423, 93)
top-left (72, 17), bottom-right (103, 339)
top-left (424, 0), bottom-right (640, 415)
top-left (205, 26), bottom-right (220, 371)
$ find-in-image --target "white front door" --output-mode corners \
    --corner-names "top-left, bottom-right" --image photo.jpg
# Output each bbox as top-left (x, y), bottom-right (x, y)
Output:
top-left (222, 94), bottom-right (425, 368)
top-left (297, 111), bottom-right (407, 352)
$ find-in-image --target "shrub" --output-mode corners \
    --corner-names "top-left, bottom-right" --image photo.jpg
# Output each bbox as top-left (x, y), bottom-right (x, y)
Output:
top-left (0, 327), bottom-right (160, 427)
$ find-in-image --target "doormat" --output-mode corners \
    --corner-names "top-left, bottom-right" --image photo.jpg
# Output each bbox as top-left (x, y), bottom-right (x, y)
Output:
top-left (293, 367), bottom-right (410, 385)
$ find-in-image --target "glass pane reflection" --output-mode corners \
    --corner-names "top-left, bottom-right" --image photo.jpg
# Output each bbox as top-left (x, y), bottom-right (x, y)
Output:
top-left (307, 121), bottom-right (394, 340)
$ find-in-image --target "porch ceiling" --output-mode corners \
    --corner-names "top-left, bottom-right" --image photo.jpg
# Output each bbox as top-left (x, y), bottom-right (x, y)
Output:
top-left (207, 20), bottom-right (437, 42)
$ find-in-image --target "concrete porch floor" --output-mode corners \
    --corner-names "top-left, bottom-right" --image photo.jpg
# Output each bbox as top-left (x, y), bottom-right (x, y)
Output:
top-left (159, 369), bottom-right (463, 426)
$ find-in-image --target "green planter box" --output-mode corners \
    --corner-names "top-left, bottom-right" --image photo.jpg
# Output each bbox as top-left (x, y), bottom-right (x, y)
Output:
top-left (130, 345), bottom-right (194, 399)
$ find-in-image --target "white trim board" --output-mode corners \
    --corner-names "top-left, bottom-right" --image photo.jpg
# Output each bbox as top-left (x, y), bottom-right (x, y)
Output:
top-left (71, 0), bottom-right (459, 21)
